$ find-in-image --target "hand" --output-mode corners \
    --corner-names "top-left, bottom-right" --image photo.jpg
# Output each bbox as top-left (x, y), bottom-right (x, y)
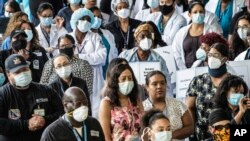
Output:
top-left (239, 97), bottom-right (249, 114)
top-left (141, 127), bottom-right (150, 141)
top-left (28, 115), bottom-right (46, 131)
top-left (45, 47), bottom-right (55, 53)
top-left (18, 49), bottom-right (29, 60)
top-left (54, 16), bottom-right (64, 29)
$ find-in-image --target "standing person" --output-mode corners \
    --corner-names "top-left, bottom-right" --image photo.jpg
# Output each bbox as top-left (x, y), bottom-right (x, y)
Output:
top-left (173, 0), bottom-right (222, 70)
top-left (106, 0), bottom-right (141, 54)
top-left (70, 7), bottom-right (106, 119)
top-left (213, 75), bottom-right (250, 125)
top-left (146, 0), bottom-right (187, 45)
top-left (185, 43), bottom-right (231, 140)
top-left (36, 2), bottom-right (68, 58)
top-left (49, 54), bottom-right (91, 116)
top-left (90, 6), bottom-right (118, 79)
top-left (207, 108), bottom-right (231, 141)
top-left (143, 71), bottom-right (193, 141)
top-left (135, 0), bottom-right (160, 22)
top-left (40, 34), bottom-right (93, 103)
top-left (0, 54), bottom-right (64, 141)
top-left (99, 64), bottom-right (144, 141)
top-left (41, 87), bottom-right (105, 141)
top-left (57, 0), bottom-right (82, 32)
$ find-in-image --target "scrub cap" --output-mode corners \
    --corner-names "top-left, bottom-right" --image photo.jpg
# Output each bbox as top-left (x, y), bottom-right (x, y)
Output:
top-left (70, 8), bottom-right (94, 30)
top-left (134, 24), bottom-right (154, 39)
top-left (111, 0), bottom-right (131, 12)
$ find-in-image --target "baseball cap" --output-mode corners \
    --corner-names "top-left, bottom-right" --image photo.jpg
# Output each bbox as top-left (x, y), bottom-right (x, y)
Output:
top-left (5, 54), bottom-right (29, 73)
top-left (10, 29), bottom-right (27, 39)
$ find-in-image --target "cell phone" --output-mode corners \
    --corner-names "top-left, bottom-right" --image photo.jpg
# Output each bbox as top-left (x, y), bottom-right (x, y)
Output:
top-left (243, 89), bottom-right (250, 105)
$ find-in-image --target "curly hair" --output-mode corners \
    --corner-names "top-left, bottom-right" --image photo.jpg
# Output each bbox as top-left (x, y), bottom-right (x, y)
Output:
top-left (103, 63), bottom-right (139, 107)
top-left (199, 32), bottom-right (228, 46)
top-left (3, 11), bottom-right (28, 40)
top-left (141, 109), bottom-right (169, 128)
top-left (213, 75), bottom-right (248, 108)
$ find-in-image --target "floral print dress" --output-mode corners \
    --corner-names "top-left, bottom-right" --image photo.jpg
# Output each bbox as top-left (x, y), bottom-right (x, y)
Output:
top-left (104, 97), bottom-right (141, 141)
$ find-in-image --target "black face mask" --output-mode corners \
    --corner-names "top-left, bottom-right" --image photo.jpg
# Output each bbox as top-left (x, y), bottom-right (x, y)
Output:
top-left (159, 4), bottom-right (174, 15)
top-left (59, 47), bottom-right (74, 58)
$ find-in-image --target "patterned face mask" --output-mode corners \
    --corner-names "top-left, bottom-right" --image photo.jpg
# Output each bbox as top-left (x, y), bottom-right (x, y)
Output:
top-left (213, 124), bottom-right (230, 141)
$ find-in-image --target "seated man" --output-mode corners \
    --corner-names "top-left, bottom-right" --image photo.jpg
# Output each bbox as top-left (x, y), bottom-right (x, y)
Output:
top-left (208, 108), bottom-right (231, 141)
top-left (0, 54), bottom-right (64, 141)
top-left (41, 87), bottom-right (105, 141)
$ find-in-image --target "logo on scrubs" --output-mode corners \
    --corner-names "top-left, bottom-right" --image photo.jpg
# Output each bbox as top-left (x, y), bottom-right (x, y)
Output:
top-left (13, 58), bottom-right (21, 64)
top-left (8, 109), bottom-right (21, 119)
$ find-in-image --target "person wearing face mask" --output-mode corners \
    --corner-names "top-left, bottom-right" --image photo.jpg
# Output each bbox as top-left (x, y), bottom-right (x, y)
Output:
top-left (119, 23), bottom-right (173, 97)
top-left (0, 65), bottom-right (7, 86)
top-left (235, 28), bottom-right (250, 61)
top-left (99, 64), bottom-right (144, 141)
top-left (141, 109), bottom-right (172, 141)
top-left (143, 71), bottom-right (194, 141)
top-left (49, 54), bottom-right (91, 116)
top-left (106, 0), bottom-right (141, 54)
top-left (205, 0), bottom-right (245, 38)
top-left (90, 6), bottom-right (118, 79)
top-left (0, 29), bottom-right (43, 82)
top-left (41, 87), bottom-right (105, 141)
top-left (135, 0), bottom-right (160, 22)
top-left (36, 2), bottom-right (68, 58)
top-left (186, 43), bottom-right (232, 140)
top-left (0, 54), bottom-right (64, 141)
top-left (173, 0), bottom-right (222, 70)
top-left (207, 108), bottom-right (231, 141)
top-left (146, 0), bottom-right (186, 45)
top-left (82, 0), bottom-right (97, 9)
top-left (192, 32), bottom-right (228, 68)
top-left (229, 15), bottom-right (250, 60)
top-left (70, 8), bottom-right (106, 119)
top-left (213, 75), bottom-right (250, 125)
top-left (57, 0), bottom-right (82, 32)
top-left (40, 34), bottom-right (93, 109)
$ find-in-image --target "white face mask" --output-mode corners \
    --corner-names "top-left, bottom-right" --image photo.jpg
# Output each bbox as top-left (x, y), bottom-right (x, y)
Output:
top-left (139, 38), bottom-right (152, 51)
top-left (117, 8), bottom-right (130, 19)
top-left (196, 48), bottom-right (206, 61)
top-left (118, 81), bottom-right (134, 95)
top-left (4, 11), bottom-right (13, 17)
top-left (208, 57), bottom-right (222, 69)
top-left (237, 28), bottom-right (248, 40)
top-left (55, 65), bottom-right (72, 79)
top-left (24, 29), bottom-right (33, 42)
top-left (73, 106), bottom-right (88, 122)
top-left (14, 71), bottom-right (32, 87)
top-left (77, 20), bottom-right (91, 33)
top-left (154, 131), bottom-right (172, 141)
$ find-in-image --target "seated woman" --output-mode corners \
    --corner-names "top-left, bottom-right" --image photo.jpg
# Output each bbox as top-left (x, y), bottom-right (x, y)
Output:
top-left (143, 70), bottom-right (193, 141)
top-left (213, 75), bottom-right (250, 125)
top-left (141, 109), bottom-right (171, 141)
top-left (99, 63), bottom-right (144, 141)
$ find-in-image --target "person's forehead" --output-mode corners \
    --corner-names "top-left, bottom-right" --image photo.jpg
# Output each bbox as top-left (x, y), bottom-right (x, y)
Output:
top-left (213, 120), bottom-right (230, 126)
top-left (53, 56), bottom-right (69, 65)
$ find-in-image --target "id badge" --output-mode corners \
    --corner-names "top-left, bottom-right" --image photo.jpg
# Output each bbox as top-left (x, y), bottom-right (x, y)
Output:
top-left (34, 109), bottom-right (45, 116)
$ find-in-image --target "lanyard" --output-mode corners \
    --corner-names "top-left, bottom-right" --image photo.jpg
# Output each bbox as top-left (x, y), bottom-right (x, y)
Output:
top-left (119, 26), bottom-right (130, 49)
top-left (73, 121), bottom-right (87, 141)
top-left (157, 15), bottom-right (164, 35)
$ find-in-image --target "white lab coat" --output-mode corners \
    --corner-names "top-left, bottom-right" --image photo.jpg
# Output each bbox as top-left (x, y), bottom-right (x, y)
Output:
top-left (181, 10), bottom-right (223, 33)
top-left (172, 23), bottom-right (222, 70)
top-left (100, 28), bottom-right (118, 62)
top-left (205, 0), bottom-right (245, 17)
top-left (147, 10), bottom-right (187, 45)
top-left (36, 24), bottom-right (68, 57)
top-left (130, 0), bottom-right (144, 18)
top-left (234, 49), bottom-right (249, 61)
top-left (69, 30), bottom-right (107, 119)
top-left (135, 8), bottom-right (151, 21)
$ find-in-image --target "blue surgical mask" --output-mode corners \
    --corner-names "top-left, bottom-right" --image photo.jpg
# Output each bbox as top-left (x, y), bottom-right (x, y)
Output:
top-left (91, 17), bottom-right (102, 29)
top-left (192, 13), bottom-right (205, 24)
top-left (196, 48), bottom-right (206, 61)
top-left (147, 0), bottom-right (159, 9)
top-left (237, 28), bottom-right (248, 40)
top-left (118, 81), bottom-right (134, 95)
top-left (24, 29), bottom-right (33, 42)
top-left (40, 17), bottom-right (53, 26)
top-left (228, 93), bottom-right (244, 106)
top-left (0, 73), bottom-right (6, 86)
top-left (77, 20), bottom-right (91, 33)
top-left (155, 131), bottom-right (172, 141)
top-left (14, 71), bottom-right (32, 87)
top-left (69, 0), bottom-right (81, 5)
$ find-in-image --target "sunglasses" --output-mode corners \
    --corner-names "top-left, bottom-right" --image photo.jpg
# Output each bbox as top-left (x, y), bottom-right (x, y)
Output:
top-left (212, 123), bottom-right (230, 131)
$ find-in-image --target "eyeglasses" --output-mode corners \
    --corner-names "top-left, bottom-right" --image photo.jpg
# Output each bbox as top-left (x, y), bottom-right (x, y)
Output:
top-left (207, 53), bottom-right (222, 58)
top-left (212, 123), bottom-right (230, 131)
